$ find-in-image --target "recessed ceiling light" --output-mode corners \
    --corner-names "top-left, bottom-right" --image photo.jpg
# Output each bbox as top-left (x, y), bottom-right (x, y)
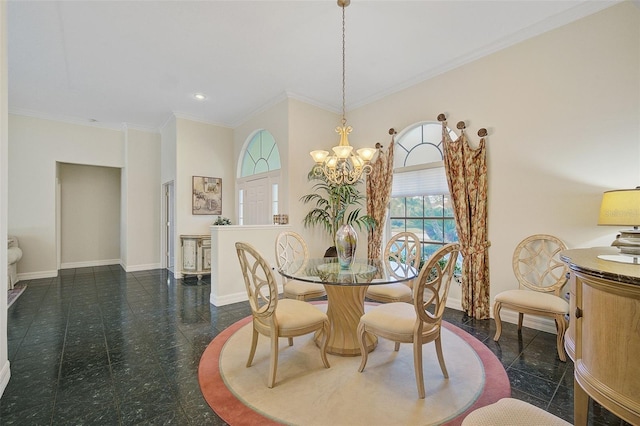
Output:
top-left (192, 93), bottom-right (208, 101)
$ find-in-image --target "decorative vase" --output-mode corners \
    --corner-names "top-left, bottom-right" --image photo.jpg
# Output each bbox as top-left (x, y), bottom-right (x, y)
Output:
top-left (335, 224), bottom-right (358, 269)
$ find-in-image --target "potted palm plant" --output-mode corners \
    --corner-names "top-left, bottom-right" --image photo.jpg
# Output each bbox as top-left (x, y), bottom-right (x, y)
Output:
top-left (300, 170), bottom-right (377, 258)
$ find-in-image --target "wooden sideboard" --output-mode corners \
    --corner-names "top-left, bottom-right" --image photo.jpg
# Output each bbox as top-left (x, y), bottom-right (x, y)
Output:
top-left (561, 247), bottom-right (640, 426)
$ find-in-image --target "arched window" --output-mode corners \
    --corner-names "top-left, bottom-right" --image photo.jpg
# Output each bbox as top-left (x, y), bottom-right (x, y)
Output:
top-left (389, 122), bottom-right (459, 259)
top-left (238, 130), bottom-right (281, 225)
top-left (240, 130), bottom-right (281, 177)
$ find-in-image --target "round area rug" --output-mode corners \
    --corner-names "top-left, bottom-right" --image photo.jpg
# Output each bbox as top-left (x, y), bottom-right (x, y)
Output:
top-left (199, 304), bottom-right (510, 426)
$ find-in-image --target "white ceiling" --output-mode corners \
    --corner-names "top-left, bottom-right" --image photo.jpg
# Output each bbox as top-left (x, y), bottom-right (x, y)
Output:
top-left (7, 0), bottom-right (620, 131)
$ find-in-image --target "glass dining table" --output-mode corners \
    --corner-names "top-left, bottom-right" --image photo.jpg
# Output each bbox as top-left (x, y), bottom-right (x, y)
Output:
top-left (278, 258), bottom-right (418, 356)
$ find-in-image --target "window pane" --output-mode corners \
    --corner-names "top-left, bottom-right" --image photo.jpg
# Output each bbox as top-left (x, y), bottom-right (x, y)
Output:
top-left (421, 243), bottom-right (441, 260)
top-left (406, 219), bottom-right (423, 240)
top-left (424, 219), bottom-right (444, 242)
top-left (444, 219), bottom-right (458, 243)
top-left (424, 195), bottom-right (444, 218)
top-left (254, 159), bottom-right (269, 174)
top-left (443, 195), bottom-right (454, 217)
top-left (390, 218), bottom-right (406, 234)
top-left (405, 196), bottom-right (424, 217)
top-left (389, 198), bottom-right (405, 217)
top-left (405, 143), bottom-right (442, 167)
top-left (241, 152), bottom-right (255, 177)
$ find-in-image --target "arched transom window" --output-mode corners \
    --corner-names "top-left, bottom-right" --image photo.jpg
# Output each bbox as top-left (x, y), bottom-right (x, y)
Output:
top-left (241, 130), bottom-right (281, 177)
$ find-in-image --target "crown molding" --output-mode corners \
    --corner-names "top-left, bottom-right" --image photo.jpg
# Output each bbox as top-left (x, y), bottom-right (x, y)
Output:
top-left (230, 92), bottom-right (289, 128)
top-left (8, 107), bottom-right (159, 133)
top-left (171, 111), bottom-right (232, 129)
top-left (231, 91), bottom-right (340, 128)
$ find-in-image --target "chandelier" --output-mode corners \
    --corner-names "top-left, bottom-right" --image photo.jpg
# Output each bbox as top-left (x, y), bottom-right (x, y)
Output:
top-left (310, 0), bottom-right (378, 185)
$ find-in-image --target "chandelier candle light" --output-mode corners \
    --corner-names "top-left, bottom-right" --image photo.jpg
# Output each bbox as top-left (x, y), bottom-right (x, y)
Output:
top-left (310, 0), bottom-right (378, 186)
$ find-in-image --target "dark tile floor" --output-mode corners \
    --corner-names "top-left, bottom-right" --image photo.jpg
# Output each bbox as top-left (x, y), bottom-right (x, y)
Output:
top-left (1, 266), bottom-right (630, 425)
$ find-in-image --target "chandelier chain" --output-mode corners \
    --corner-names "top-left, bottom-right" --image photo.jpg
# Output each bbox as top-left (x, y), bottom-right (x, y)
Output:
top-left (341, 3), bottom-right (346, 127)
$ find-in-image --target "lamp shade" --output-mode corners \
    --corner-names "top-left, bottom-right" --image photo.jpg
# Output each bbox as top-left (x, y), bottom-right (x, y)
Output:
top-left (598, 188), bottom-right (640, 226)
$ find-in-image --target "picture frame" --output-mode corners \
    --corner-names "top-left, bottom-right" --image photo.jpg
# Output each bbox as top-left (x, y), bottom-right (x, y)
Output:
top-left (192, 176), bottom-right (222, 215)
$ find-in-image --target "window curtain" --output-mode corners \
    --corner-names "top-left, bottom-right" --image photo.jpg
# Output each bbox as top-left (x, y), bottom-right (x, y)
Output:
top-left (366, 134), bottom-right (395, 259)
top-left (440, 115), bottom-right (490, 319)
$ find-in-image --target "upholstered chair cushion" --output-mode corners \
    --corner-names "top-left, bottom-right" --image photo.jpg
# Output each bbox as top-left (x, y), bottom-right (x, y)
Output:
top-left (359, 302), bottom-right (436, 338)
top-left (366, 281), bottom-right (412, 302)
top-left (283, 279), bottom-right (326, 299)
top-left (494, 289), bottom-right (568, 314)
top-left (462, 398), bottom-right (571, 426)
top-left (274, 299), bottom-right (328, 331)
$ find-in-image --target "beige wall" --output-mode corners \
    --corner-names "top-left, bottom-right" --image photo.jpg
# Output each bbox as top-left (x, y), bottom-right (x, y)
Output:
top-left (174, 117), bottom-right (234, 275)
top-left (59, 163), bottom-right (121, 267)
top-left (346, 2), bottom-right (639, 311)
top-left (8, 115), bottom-right (162, 277)
top-left (122, 128), bottom-right (161, 270)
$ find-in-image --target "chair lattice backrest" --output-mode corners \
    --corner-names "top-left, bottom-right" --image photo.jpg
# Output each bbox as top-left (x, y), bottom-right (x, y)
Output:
top-left (512, 234), bottom-right (568, 296)
top-left (385, 232), bottom-right (422, 283)
top-left (275, 232), bottom-right (309, 276)
top-left (414, 243), bottom-right (460, 326)
top-left (236, 242), bottom-right (278, 320)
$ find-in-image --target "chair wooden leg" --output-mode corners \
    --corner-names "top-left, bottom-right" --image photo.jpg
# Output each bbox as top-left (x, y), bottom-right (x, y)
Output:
top-left (394, 342), bottom-right (400, 351)
top-left (319, 320), bottom-right (331, 368)
top-left (518, 313), bottom-right (524, 331)
top-left (247, 327), bottom-right (259, 367)
top-left (288, 337), bottom-right (293, 346)
top-left (268, 333), bottom-right (279, 388)
top-left (434, 335), bottom-right (449, 378)
top-left (413, 339), bottom-right (425, 399)
top-left (493, 302), bottom-right (503, 341)
top-left (555, 314), bottom-right (567, 362)
top-left (357, 322), bottom-right (369, 372)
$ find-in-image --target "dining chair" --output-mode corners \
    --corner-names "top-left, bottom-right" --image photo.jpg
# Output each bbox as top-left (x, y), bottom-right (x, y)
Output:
top-left (493, 234), bottom-right (569, 362)
top-left (235, 242), bottom-right (330, 388)
top-left (275, 231), bottom-right (326, 301)
top-left (365, 231), bottom-right (421, 303)
top-left (357, 243), bottom-right (461, 398)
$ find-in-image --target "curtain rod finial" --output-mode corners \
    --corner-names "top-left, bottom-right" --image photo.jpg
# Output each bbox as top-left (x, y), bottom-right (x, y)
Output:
top-left (437, 113), bottom-right (446, 122)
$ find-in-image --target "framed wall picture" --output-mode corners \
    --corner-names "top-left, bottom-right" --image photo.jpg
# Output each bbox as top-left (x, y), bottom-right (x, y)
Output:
top-left (192, 176), bottom-right (222, 215)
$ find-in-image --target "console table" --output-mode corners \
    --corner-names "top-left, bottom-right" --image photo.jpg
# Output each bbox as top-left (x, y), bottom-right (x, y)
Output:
top-left (180, 234), bottom-right (211, 281)
top-left (561, 247), bottom-right (640, 426)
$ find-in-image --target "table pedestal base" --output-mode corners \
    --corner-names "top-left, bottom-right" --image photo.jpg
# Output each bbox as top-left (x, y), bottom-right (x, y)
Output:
top-left (315, 285), bottom-right (377, 356)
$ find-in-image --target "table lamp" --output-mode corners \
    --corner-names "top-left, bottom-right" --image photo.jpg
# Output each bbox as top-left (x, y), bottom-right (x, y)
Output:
top-left (597, 187), bottom-right (640, 264)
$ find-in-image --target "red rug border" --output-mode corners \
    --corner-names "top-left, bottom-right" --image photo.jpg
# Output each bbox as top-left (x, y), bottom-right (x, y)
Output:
top-left (198, 309), bottom-right (511, 426)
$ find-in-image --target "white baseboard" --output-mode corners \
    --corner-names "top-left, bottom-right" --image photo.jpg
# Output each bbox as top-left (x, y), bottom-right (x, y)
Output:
top-left (123, 262), bottom-right (162, 272)
top-left (0, 360), bottom-right (11, 398)
top-left (211, 291), bottom-right (248, 307)
top-left (445, 297), bottom-right (558, 334)
top-left (497, 308), bottom-right (558, 334)
top-left (210, 285), bottom-right (283, 307)
top-left (17, 270), bottom-right (58, 280)
top-left (60, 259), bottom-right (120, 269)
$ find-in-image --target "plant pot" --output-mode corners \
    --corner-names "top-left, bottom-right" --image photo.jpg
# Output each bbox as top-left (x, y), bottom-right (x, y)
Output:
top-left (335, 224), bottom-right (357, 269)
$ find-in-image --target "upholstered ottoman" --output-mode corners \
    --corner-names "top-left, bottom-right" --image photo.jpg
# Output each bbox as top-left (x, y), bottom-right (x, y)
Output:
top-left (462, 398), bottom-right (571, 426)
top-left (7, 236), bottom-right (23, 289)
